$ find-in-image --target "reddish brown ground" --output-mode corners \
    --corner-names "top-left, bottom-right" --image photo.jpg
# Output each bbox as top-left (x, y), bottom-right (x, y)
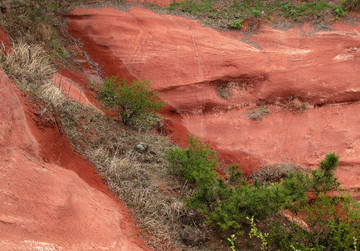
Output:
top-left (67, 8), bottom-right (360, 196)
top-left (0, 65), bottom-right (150, 248)
top-left (126, 0), bottom-right (180, 7)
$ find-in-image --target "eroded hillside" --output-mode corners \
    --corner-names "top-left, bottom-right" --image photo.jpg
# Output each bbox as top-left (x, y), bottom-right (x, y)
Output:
top-left (67, 7), bottom-right (360, 194)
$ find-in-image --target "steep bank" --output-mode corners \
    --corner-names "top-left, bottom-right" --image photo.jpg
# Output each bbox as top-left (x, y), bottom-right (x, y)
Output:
top-left (67, 7), bottom-right (360, 187)
top-left (0, 63), bottom-right (149, 249)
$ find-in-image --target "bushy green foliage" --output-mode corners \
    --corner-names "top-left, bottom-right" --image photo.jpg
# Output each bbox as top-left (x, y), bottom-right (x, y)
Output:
top-left (168, 136), bottom-right (219, 211)
top-left (210, 182), bottom-right (286, 230)
top-left (302, 194), bottom-right (360, 250)
top-left (252, 9), bottom-right (261, 16)
top-left (168, 138), bottom-right (358, 249)
top-left (311, 152), bottom-right (340, 194)
top-left (334, 5), bottom-right (346, 17)
top-left (231, 19), bottom-right (243, 29)
top-left (271, 194), bottom-right (360, 250)
top-left (96, 76), bottom-right (165, 125)
top-left (168, 136), bottom-right (305, 231)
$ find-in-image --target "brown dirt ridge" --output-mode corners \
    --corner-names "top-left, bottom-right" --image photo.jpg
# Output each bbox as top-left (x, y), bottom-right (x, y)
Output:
top-left (0, 46), bottom-right (150, 250)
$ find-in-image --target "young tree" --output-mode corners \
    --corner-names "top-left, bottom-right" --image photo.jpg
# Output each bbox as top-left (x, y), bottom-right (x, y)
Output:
top-left (96, 76), bottom-right (165, 125)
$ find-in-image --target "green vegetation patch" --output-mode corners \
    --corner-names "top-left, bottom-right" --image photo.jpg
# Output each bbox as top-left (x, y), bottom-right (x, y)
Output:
top-left (165, 0), bottom-right (358, 30)
top-left (168, 138), bottom-right (360, 250)
top-left (94, 76), bottom-right (165, 125)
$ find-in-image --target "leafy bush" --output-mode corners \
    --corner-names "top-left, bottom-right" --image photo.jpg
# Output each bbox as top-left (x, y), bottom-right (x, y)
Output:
top-left (168, 136), bottom-right (219, 211)
top-left (96, 76), bottom-right (165, 125)
top-left (252, 9), bottom-right (261, 16)
top-left (334, 5), bottom-right (346, 17)
top-left (231, 19), bottom-right (243, 29)
top-left (271, 194), bottom-right (360, 250)
top-left (310, 152), bottom-right (339, 194)
top-left (168, 138), bottom-right (358, 249)
top-left (168, 136), bottom-right (305, 231)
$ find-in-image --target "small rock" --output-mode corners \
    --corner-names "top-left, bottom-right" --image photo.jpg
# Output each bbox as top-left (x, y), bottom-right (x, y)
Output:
top-left (180, 226), bottom-right (206, 246)
top-left (135, 142), bottom-right (149, 153)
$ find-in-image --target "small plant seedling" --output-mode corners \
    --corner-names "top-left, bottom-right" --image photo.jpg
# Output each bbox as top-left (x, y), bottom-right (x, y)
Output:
top-left (227, 234), bottom-right (237, 251)
top-left (334, 5), bottom-right (345, 18)
top-left (218, 84), bottom-right (230, 100)
top-left (252, 9), bottom-right (261, 16)
top-left (247, 216), bottom-right (269, 251)
top-left (231, 19), bottom-right (243, 29)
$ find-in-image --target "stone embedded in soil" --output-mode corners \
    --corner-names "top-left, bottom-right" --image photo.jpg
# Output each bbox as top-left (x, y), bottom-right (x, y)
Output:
top-left (67, 7), bottom-right (360, 195)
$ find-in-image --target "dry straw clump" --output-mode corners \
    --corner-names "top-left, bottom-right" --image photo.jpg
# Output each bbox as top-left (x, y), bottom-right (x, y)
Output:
top-left (2, 42), bottom-right (56, 91)
top-left (85, 132), bottom-right (191, 249)
top-left (251, 163), bottom-right (306, 184)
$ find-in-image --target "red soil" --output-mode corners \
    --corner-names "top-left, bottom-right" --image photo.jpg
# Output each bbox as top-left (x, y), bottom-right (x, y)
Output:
top-left (0, 66), bottom-right (150, 248)
top-left (125, 0), bottom-right (181, 7)
top-left (51, 72), bottom-right (100, 111)
top-left (67, 8), bottom-right (360, 196)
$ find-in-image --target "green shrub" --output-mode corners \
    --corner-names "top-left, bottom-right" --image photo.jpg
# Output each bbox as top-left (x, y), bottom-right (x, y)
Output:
top-left (209, 182), bottom-right (287, 230)
top-left (95, 76), bottom-right (165, 125)
top-left (310, 152), bottom-right (339, 194)
top-left (167, 136), bottom-right (219, 211)
top-left (303, 194), bottom-right (360, 250)
top-left (334, 5), bottom-right (346, 17)
top-left (252, 9), bottom-right (261, 16)
top-left (231, 19), bottom-right (243, 29)
top-left (271, 194), bottom-right (360, 250)
top-left (168, 139), bottom-right (358, 249)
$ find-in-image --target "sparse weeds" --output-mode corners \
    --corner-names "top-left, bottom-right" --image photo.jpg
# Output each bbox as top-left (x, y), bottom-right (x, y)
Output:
top-left (217, 84), bottom-right (231, 100)
top-left (246, 106), bottom-right (270, 121)
top-left (251, 163), bottom-right (305, 185)
top-left (165, 0), bottom-right (354, 30)
top-left (248, 216), bottom-right (269, 251)
top-left (0, 1), bottom-right (74, 62)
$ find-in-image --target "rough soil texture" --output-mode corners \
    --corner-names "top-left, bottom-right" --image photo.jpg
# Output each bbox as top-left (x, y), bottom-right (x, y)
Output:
top-left (52, 72), bottom-right (100, 111)
top-left (67, 8), bottom-right (360, 196)
top-left (0, 67), bottom-right (150, 248)
top-left (126, 0), bottom-right (180, 7)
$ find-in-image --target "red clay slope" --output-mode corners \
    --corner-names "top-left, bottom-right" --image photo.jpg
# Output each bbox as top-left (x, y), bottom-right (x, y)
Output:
top-left (0, 68), bottom-right (150, 249)
top-left (67, 8), bottom-right (360, 193)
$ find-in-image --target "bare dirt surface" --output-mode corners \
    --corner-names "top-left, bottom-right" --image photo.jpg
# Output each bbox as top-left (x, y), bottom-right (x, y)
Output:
top-left (67, 7), bottom-right (360, 196)
top-left (0, 67), bottom-right (150, 249)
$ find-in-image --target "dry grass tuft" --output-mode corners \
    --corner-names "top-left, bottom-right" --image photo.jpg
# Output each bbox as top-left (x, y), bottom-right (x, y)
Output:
top-left (2, 42), bottom-right (56, 91)
top-left (251, 163), bottom-right (307, 184)
top-left (39, 80), bottom-right (66, 107)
